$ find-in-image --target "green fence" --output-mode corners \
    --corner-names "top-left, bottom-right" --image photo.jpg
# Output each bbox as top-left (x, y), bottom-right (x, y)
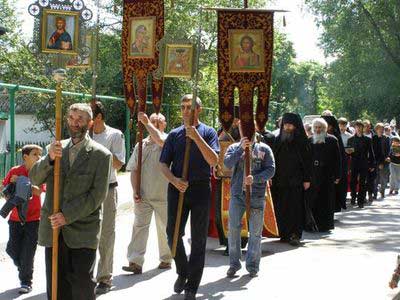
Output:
top-left (0, 141), bottom-right (49, 180)
top-left (0, 82), bottom-right (217, 180)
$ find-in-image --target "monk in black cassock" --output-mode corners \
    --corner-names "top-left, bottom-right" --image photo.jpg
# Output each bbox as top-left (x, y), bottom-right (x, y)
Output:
top-left (322, 115), bottom-right (347, 211)
top-left (309, 118), bottom-right (341, 232)
top-left (272, 113), bottom-right (312, 246)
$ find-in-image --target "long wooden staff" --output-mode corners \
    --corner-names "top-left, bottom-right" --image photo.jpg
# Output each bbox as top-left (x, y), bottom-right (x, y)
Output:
top-left (52, 69), bottom-right (64, 300)
top-left (171, 11), bottom-right (203, 258)
top-left (244, 147), bottom-right (251, 223)
top-left (135, 74), bottom-right (150, 199)
top-left (243, 0), bottom-right (252, 226)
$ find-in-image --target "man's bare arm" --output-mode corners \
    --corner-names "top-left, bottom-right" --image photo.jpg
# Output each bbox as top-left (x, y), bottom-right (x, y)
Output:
top-left (186, 126), bottom-right (218, 167)
top-left (113, 155), bottom-right (124, 171)
top-left (144, 122), bottom-right (165, 147)
top-left (159, 163), bottom-right (188, 193)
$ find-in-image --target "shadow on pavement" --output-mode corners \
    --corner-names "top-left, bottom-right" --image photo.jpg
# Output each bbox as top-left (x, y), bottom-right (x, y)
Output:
top-left (18, 292), bottom-right (46, 300)
top-left (0, 289), bottom-right (46, 300)
top-left (0, 288), bottom-right (20, 300)
top-left (161, 275), bottom-right (252, 300)
top-left (204, 237), bottom-right (297, 270)
top-left (111, 268), bottom-right (170, 292)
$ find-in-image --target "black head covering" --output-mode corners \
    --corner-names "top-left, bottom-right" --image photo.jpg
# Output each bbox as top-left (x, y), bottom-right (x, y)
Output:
top-left (274, 112), bottom-right (312, 184)
top-left (279, 112), bottom-right (308, 144)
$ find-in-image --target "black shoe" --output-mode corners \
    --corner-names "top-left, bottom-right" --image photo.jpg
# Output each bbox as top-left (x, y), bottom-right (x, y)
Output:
top-left (289, 234), bottom-right (300, 247)
top-left (249, 271), bottom-right (258, 278)
top-left (174, 276), bottom-right (186, 294)
top-left (223, 246), bottom-right (229, 256)
top-left (184, 290), bottom-right (196, 300)
top-left (279, 237), bottom-right (289, 243)
top-left (358, 203), bottom-right (364, 208)
top-left (226, 266), bottom-right (240, 278)
top-left (95, 282), bottom-right (111, 295)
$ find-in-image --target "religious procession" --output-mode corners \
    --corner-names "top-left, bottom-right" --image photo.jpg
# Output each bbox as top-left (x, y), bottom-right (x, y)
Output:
top-left (1, 0), bottom-right (400, 300)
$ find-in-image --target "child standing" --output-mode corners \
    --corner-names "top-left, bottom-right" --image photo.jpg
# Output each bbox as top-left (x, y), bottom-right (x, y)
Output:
top-left (2, 144), bottom-right (43, 294)
top-left (389, 137), bottom-right (400, 195)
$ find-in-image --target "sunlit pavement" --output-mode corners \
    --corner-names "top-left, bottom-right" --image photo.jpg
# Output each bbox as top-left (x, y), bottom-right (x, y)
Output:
top-left (1, 172), bottom-right (399, 300)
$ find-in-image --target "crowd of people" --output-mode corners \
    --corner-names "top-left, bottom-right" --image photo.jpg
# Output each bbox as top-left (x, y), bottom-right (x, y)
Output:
top-left (2, 99), bottom-right (400, 300)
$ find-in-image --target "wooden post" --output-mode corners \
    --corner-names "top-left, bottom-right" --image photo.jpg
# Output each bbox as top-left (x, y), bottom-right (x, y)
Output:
top-left (51, 70), bottom-right (64, 300)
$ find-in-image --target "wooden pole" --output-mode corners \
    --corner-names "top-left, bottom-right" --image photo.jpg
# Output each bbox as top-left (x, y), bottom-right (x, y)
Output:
top-left (244, 147), bottom-right (251, 223)
top-left (243, 0), bottom-right (251, 228)
top-left (136, 120), bottom-right (144, 196)
top-left (171, 9), bottom-right (203, 258)
top-left (135, 74), bottom-right (148, 199)
top-left (51, 73), bottom-right (63, 300)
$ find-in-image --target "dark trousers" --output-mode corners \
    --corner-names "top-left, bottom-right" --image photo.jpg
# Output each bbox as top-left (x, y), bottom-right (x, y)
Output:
top-left (6, 220), bottom-right (39, 286)
top-left (166, 182), bottom-right (210, 294)
top-left (366, 168), bottom-right (377, 196)
top-left (45, 234), bottom-right (96, 300)
top-left (350, 166), bottom-right (368, 205)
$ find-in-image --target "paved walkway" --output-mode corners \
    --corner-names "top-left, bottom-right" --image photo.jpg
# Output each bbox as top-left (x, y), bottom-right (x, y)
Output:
top-left (0, 173), bottom-right (399, 299)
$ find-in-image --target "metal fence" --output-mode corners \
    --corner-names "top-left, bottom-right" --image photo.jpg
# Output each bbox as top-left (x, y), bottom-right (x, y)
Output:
top-left (0, 141), bottom-right (49, 180)
top-left (0, 82), bottom-right (217, 180)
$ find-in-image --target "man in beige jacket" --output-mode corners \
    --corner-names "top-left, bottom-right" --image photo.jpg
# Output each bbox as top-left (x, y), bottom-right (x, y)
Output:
top-left (122, 112), bottom-right (172, 274)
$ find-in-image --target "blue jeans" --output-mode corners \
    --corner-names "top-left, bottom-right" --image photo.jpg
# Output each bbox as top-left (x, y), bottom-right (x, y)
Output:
top-left (228, 192), bottom-right (265, 273)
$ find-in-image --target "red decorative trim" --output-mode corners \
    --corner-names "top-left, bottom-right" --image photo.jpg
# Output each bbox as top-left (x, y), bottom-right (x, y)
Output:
top-left (217, 10), bottom-right (273, 139)
top-left (122, 0), bottom-right (164, 114)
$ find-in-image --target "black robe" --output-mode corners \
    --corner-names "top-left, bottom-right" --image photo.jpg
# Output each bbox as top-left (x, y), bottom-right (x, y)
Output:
top-left (272, 138), bottom-right (312, 239)
top-left (322, 116), bottom-right (346, 211)
top-left (308, 135), bottom-right (341, 232)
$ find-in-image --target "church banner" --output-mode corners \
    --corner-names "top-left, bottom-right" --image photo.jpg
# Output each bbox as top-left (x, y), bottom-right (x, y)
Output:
top-left (122, 0), bottom-right (164, 114)
top-left (217, 9), bottom-right (274, 139)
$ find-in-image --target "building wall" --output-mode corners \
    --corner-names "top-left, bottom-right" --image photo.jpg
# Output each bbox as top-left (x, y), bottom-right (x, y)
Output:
top-left (1, 114), bottom-right (52, 150)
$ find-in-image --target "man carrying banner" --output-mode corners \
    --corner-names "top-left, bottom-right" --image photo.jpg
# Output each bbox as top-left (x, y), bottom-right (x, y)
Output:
top-left (224, 128), bottom-right (275, 278)
top-left (159, 94), bottom-right (219, 300)
top-left (30, 103), bottom-right (112, 300)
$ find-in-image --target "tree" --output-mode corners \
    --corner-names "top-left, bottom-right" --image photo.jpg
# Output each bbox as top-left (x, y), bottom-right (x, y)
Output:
top-left (306, 0), bottom-right (400, 122)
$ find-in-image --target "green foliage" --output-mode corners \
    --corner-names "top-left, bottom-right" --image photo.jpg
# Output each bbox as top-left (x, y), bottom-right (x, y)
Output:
top-left (1, 0), bottom-right (331, 141)
top-left (306, 0), bottom-right (400, 122)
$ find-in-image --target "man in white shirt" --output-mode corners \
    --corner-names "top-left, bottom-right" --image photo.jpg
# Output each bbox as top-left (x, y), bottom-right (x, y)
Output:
top-left (122, 112), bottom-right (172, 274)
top-left (338, 117), bottom-right (353, 147)
top-left (91, 101), bottom-right (126, 295)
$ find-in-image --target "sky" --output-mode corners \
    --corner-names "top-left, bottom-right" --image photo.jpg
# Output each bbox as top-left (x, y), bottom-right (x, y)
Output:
top-left (14, 0), bottom-right (327, 63)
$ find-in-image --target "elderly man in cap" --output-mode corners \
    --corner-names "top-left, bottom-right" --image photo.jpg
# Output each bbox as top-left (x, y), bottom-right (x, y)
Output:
top-left (271, 113), bottom-right (312, 246)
